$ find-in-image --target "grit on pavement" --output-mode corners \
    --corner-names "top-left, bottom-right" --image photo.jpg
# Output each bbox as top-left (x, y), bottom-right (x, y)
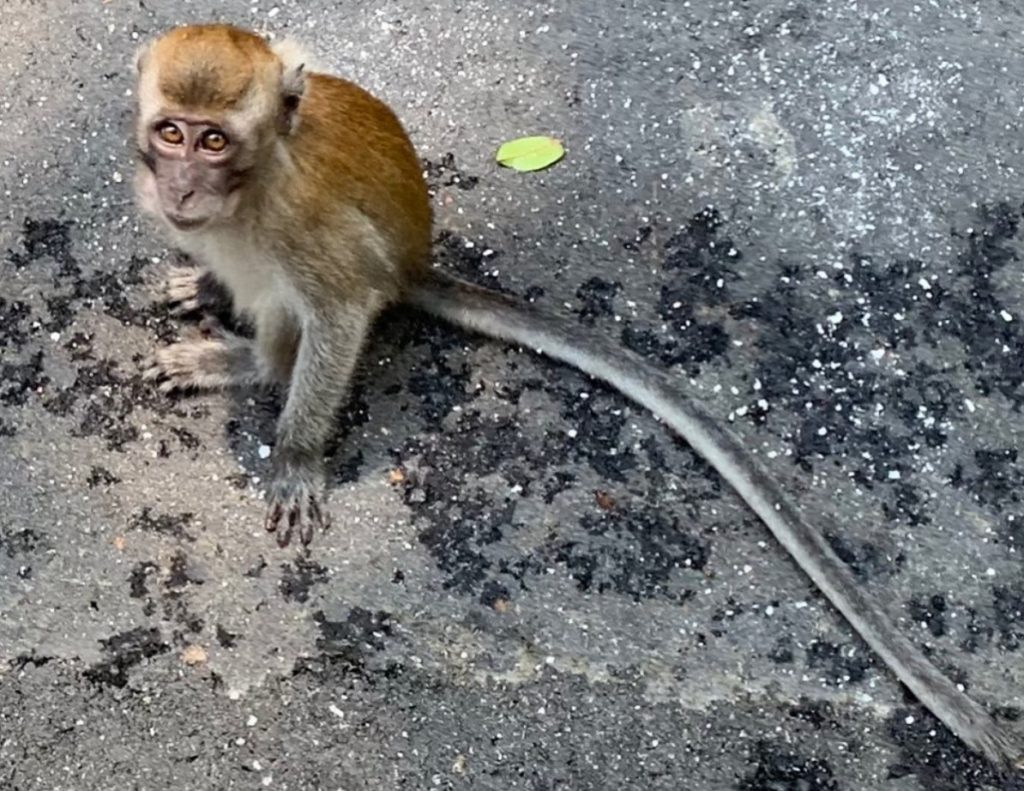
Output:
top-left (2, 1), bottom-right (1024, 789)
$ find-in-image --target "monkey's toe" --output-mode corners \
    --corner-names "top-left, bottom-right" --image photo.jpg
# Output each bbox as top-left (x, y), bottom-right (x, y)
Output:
top-left (142, 339), bottom-right (230, 393)
top-left (264, 484), bottom-right (329, 547)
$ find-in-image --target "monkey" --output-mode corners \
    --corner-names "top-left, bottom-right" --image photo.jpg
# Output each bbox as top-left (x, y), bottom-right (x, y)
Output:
top-left (131, 23), bottom-right (1022, 766)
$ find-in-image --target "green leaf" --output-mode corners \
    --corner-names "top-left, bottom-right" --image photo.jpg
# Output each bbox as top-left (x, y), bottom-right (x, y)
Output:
top-left (495, 136), bottom-right (565, 172)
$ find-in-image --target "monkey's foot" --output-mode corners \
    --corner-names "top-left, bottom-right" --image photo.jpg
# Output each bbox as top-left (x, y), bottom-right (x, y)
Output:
top-left (264, 476), bottom-right (330, 547)
top-left (142, 332), bottom-right (261, 392)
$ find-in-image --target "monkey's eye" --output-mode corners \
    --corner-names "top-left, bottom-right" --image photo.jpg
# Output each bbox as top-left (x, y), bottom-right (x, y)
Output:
top-left (157, 122), bottom-right (184, 145)
top-left (201, 130), bottom-right (229, 152)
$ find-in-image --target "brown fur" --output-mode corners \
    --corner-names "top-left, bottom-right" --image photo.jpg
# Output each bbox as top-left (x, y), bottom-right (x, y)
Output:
top-left (151, 24), bottom-right (277, 111)
top-left (255, 73), bottom-right (433, 305)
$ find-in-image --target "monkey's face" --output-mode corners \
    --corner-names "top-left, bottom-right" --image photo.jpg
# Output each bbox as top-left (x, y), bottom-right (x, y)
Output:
top-left (132, 24), bottom-right (294, 234)
top-left (136, 117), bottom-right (245, 232)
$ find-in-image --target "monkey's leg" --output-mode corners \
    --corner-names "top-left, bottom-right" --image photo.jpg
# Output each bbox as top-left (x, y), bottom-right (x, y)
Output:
top-left (263, 305), bottom-right (371, 547)
top-left (142, 328), bottom-right (265, 392)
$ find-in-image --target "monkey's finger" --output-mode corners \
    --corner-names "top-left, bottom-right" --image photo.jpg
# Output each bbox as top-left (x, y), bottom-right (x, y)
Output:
top-left (141, 362), bottom-right (164, 381)
top-left (168, 298), bottom-right (202, 315)
top-left (277, 505), bottom-right (301, 548)
top-left (265, 502), bottom-right (283, 535)
top-left (288, 505), bottom-right (301, 537)
top-left (299, 509), bottom-right (315, 546)
top-left (157, 376), bottom-right (192, 394)
top-left (163, 266), bottom-right (202, 300)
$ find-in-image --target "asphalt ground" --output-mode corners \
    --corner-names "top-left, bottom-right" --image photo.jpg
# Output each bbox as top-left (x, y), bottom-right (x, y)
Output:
top-left (2, 1), bottom-right (1024, 789)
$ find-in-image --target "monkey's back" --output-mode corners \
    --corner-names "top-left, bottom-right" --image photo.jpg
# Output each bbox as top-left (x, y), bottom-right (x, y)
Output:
top-left (275, 73), bottom-right (433, 296)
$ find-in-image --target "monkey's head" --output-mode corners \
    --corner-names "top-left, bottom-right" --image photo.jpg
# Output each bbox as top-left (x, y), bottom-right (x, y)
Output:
top-left (133, 24), bottom-right (306, 232)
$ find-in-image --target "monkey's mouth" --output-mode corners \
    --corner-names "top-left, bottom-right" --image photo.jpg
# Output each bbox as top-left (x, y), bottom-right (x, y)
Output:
top-left (165, 213), bottom-right (208, 231)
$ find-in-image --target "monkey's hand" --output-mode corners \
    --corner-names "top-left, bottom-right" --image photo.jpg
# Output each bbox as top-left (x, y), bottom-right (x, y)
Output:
top-left (264, 467), bottom-right (330, 547)
top-left (162, 265), bottom-right (204, 313)
top-left (160, 264), bottom-right (235, 318)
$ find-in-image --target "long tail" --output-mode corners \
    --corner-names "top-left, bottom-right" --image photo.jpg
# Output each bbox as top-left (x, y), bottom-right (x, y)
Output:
top-left (408, 267), bottom-right (1023, 768)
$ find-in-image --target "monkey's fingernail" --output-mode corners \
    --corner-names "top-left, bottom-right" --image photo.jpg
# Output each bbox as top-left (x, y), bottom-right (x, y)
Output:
top-left (265, 503), bottom-right (283, 532)
top-left (277, 525), bottom-right (292, 548)
top-left (288, 507), bottom-right (300, 529)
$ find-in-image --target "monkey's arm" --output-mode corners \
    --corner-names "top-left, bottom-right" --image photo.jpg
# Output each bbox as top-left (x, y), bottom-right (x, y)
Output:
top-left (264, 303), bottom-right (371, 546)
top-left (408, 268), bottom-right (1024, 768)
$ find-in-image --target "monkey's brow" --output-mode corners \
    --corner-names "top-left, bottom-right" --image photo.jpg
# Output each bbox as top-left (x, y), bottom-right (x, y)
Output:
top-left (162, 114), bottom-right (226, 127)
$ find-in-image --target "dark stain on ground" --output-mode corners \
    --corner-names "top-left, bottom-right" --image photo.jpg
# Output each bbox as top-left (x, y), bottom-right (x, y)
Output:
top-left (128, 560), bottom-right (159, 615)
top-left (769, 636), bottom-right (795, 664)
top-left (806, 638), bottom-right (875, 686)
top-left (82, 626), bottom-right (169, 688)
top-left (787, 698), bottom-right (842, 731)
top-left (733, 203), bottom-right (1024, 529)
top-left (620, 208), bottom-right (734, 370)
top-left (0, 527), bottom-right (48, 558)
top-left (57, 358), bottom-right (172, 451)
top-left (824, 531), bottom-right (905, 582)
top-left (389, 320), bottom-right (476, 427)
top-left (7, 217), bottom-right (75, 272)
top-left (738, 740), bottom-right (840, 791)
top-left (551, 506), bottom-right (708, 602)
top-left (887, 706), bottom-right (1024, 790)
top-left (279, 557), bottom-right (329, 603)
top-left (950, 448), bottom-right (1022, 511)
top-left (574, 276), bottom-right (621, 325)
top-left (992, 584), bottom-right (1024, 651)
top-left (400, 380), bottom-right (718, 599)
top-left (0, 297), bottom-right (32, 347)
top-left (1, 525), bottom-right (50, 579)
top-left (86, 465), bottom-right (121, 487)
top-left (2, 216), bottom-right (184, 446)
top-left (314, 607), bottom-right (393, 664)
top-left (430, 228), bottom-right (510, 294)
top-left (421, 152), bottom-right (479, 193)
top-left (1, 351), bottom-right (49, 407)
top-left (907, 593), bottom-right (948, 638)
top-left (215, 624), bottom-right (239, 648)
top-left (128, 507), bottom-right (196, 542)
top-left (159, 550), bottom-right (206, 643)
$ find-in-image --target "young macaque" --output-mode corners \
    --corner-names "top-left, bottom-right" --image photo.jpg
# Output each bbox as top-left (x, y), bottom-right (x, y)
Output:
top-left (132, 24), bottom-right (1022, 766)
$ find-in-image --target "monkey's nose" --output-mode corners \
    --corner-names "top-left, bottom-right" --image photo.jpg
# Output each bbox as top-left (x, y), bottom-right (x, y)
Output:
top-left (179, 190), bottom-right (195, 206)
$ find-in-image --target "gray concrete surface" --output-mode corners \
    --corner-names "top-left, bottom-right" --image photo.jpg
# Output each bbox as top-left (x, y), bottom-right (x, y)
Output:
top-left (2, 0), bottom-right (1024, 788)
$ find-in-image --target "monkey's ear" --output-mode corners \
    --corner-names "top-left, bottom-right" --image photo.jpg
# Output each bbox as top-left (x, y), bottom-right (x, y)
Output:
top-left (133, 41), bottom-right (153, 74)
top-left (272, 37), bottom-right (311, 134)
